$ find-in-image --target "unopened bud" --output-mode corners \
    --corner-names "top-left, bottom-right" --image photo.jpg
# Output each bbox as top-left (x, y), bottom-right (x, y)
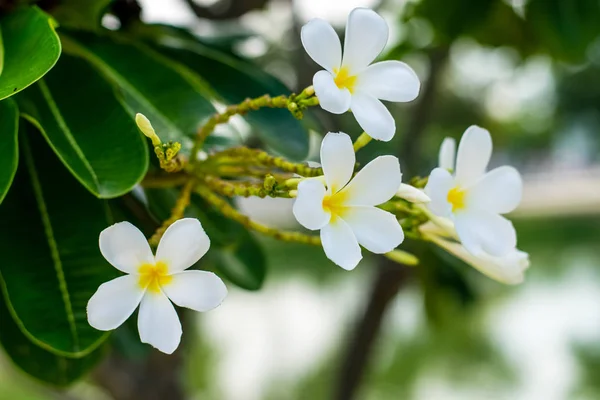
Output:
top-left (396, 183), bottom-right (430, 203)
top-left (135, 113), bottom-right (161, 146)
top-left (384, 250), bottom-right (419, 266)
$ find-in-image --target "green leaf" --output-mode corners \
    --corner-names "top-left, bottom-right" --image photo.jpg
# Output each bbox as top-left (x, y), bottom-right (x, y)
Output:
top-left (60, 31), bottom-right (217, 153)
top-left (0, 7), bottom-right (61, 100)
top-left (413, 0), bottom-right (497, 43)
top-left (526, 0), bottom-right (600, 62)
top-left (155, 40), bottom-right (310, 161)
top-left (209, 231), bottom-right (266, 291)
top-left (0, 99), bottom-right (19, 204)
top-left (0, 124), bottom-right (117, 357)
top-left (0, 295), bottom-right (105, 386)
top-left (50, 0), bottom-right (112, 30)
top-left (0, 26), bottom-right (4, 76)
top-left (190, 196), bottom-right (266, 290)
top-left (16, 54), bottom-right (148, 198)
top-left (144, 189), bottom-right (267, 290)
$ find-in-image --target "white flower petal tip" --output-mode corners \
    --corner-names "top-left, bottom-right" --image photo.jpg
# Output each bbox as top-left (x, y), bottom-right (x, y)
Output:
top-left (396, 183), bottom-right (430, 203)
top-left (156, 218), bottom-right (211, 273)
top-left (301, 8), bottom-right (420, 141)
top-left (293, 132), bottom-right (403, 270)
top-left (438, 137), bottom-right (456, 171)
top-left (425, 126), bottom-right (523, 259)
top-left (421, 212), bottom-right (529, 285)
top-left (89, 219), bottom-right (226, 354)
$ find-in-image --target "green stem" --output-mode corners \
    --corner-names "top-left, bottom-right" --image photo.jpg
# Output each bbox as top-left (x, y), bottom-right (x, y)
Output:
top-left (195, 184), bottom-right (321, 245)
top-left (353, 132), bottom-right (372, 152)
top-left (190, 89), bottom-right (319, 163)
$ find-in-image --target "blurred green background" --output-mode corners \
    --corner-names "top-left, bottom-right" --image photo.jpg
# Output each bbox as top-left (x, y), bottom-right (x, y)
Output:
top-left (2, 0), bottom-right (600, 399)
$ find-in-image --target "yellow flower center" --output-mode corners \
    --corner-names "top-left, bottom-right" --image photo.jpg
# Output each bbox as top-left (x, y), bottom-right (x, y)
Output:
top-left (138, 261), bottom-right (172, 293)
top-left (447, 187), bottom-right (466, 212)
top-left (333, 66), bottom-right (357, 93)
top-left (322, 191), bottom-right (349, 220)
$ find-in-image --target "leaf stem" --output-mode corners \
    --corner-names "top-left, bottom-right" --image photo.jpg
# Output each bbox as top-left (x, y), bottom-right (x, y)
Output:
top-left (148, 179), bottom-right (196, 246)
top-left (195, 184), bottom-right (321, 245)
top-left (353, 132), bottom-right (372, 152)
top-left (190, 88), bottom-right (319, 163)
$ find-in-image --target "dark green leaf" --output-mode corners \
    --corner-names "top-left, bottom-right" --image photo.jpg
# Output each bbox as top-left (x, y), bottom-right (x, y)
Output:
top-left (209, 231), bottom-right (266, 291)
top-left (413, 0), bottom-right (497, 43)
top-left (191, 195), bottom-right (266, 290)
top-left (0, 124), bottom-right (117, 356)
top-left (155, 40), bottom-right (310, 161)
top-left (526, 0), bottom-right (600, 62)
top-left (0, 7), bottom-right (61, 100)
top-left (0, 98), bottom-right (19, 203)
top-left (0, 295), bottom-right (105, 386)
top-left (16, 54), bottom-right (148, 198)
top-left (0, 26), bottom-right (4, 76)
top-left (50, 0), bottom-right (112, 30)
top-left (60, 31), bottom-right (217, 153)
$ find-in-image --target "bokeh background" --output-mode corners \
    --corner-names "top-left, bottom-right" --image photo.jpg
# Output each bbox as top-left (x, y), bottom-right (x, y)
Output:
top-left (2, 0), bottom-right (600, 399)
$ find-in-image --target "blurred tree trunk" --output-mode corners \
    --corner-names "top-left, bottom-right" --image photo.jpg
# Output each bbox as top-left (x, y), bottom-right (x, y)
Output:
top-left (333, 47), bottom-right (449, 400)
top-left (93, 350), bottom-right (185, 400)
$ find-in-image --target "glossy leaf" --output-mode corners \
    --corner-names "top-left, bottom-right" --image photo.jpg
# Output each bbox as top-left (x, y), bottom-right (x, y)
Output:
top-left (60, 31), bottom-right (217, 153)
top-left (0, 125), bottom-right (117, 356)
top-left (16, 54), bottom-right (148, 198)
top-left (209, 231), bottom-right (267, 291)
top-left (0, 7), bottom-right (61, 100)
top-left (155, 40), bottom-right (310, 161)
top-left (0, 295), bottom-right (105, 386)
top-left (0, 99), bottom-right (19, 203)
top-left (0, 27), bottom-right (4, 76)
top-left (145, 188), bottom-right (267, 290)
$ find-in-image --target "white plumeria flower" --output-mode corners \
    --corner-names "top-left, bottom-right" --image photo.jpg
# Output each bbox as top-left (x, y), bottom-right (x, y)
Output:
top-left (420, 220), bottom-right (529, 285)
top-left (424, 126), bottom-right (523, 258)
top-left (396, 183), bottom-right (431, 203)
top-left (301, 8), bottom-right (420, 141)
top-left (293, 132), bottom-right (404, 270)
top-left (87, 218), bottom-right (227, 354)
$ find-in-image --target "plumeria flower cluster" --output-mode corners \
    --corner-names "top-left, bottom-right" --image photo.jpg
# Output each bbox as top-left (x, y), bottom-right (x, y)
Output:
top-left (87, 219), bottom-right (227, 354)
top-left (422, 126), bottom-right (529, 283)
top-left (86, 7), bottom-right (529, 357)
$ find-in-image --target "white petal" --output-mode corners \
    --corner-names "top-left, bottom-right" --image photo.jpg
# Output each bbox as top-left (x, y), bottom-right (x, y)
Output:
top-left (342, 8), bottom-right (388, 74)
top-left (137, 291), bottom-right (182, 354)
top-left (433, 237), bottom-right (529, 285)
top-left (293, 179), bottom-right (331, 230)
top-left (320, 132), bottom-right (355, 193)
top-left (342, 206), bottom-right (404, 253)
top-left (155, 218), bottom-right (210, 273)
top-left (301, 18), bottom-right (342, 73)
top-left (162, 271), bottom-right (227, 312)
top-left (396, 183), bottom-right (431, 203)
top-left (455, 125), bottom-right (492, 187)
top-left (468, 166), bottom-right (523, 214)
top-left (320, 218), bottom-right (362, 270)
top-left (356, 61), bottom-right (420, 102)
top-left (87, 275), bottom-right (144, 331)
top-left (99, 222), bottom-right (154, 274)
top-left (350, 93), bottom-right (395, 141)
top-left (339, 155), bottom-right (401, 206)
top-left (454, 211), bottom-right (516, 257)
top-left (424, 168), bottom-right (454, 217)
top-left (313, 70), bottom-right (352, 114)
top-left (438, 137), bottom-right (456, 170)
